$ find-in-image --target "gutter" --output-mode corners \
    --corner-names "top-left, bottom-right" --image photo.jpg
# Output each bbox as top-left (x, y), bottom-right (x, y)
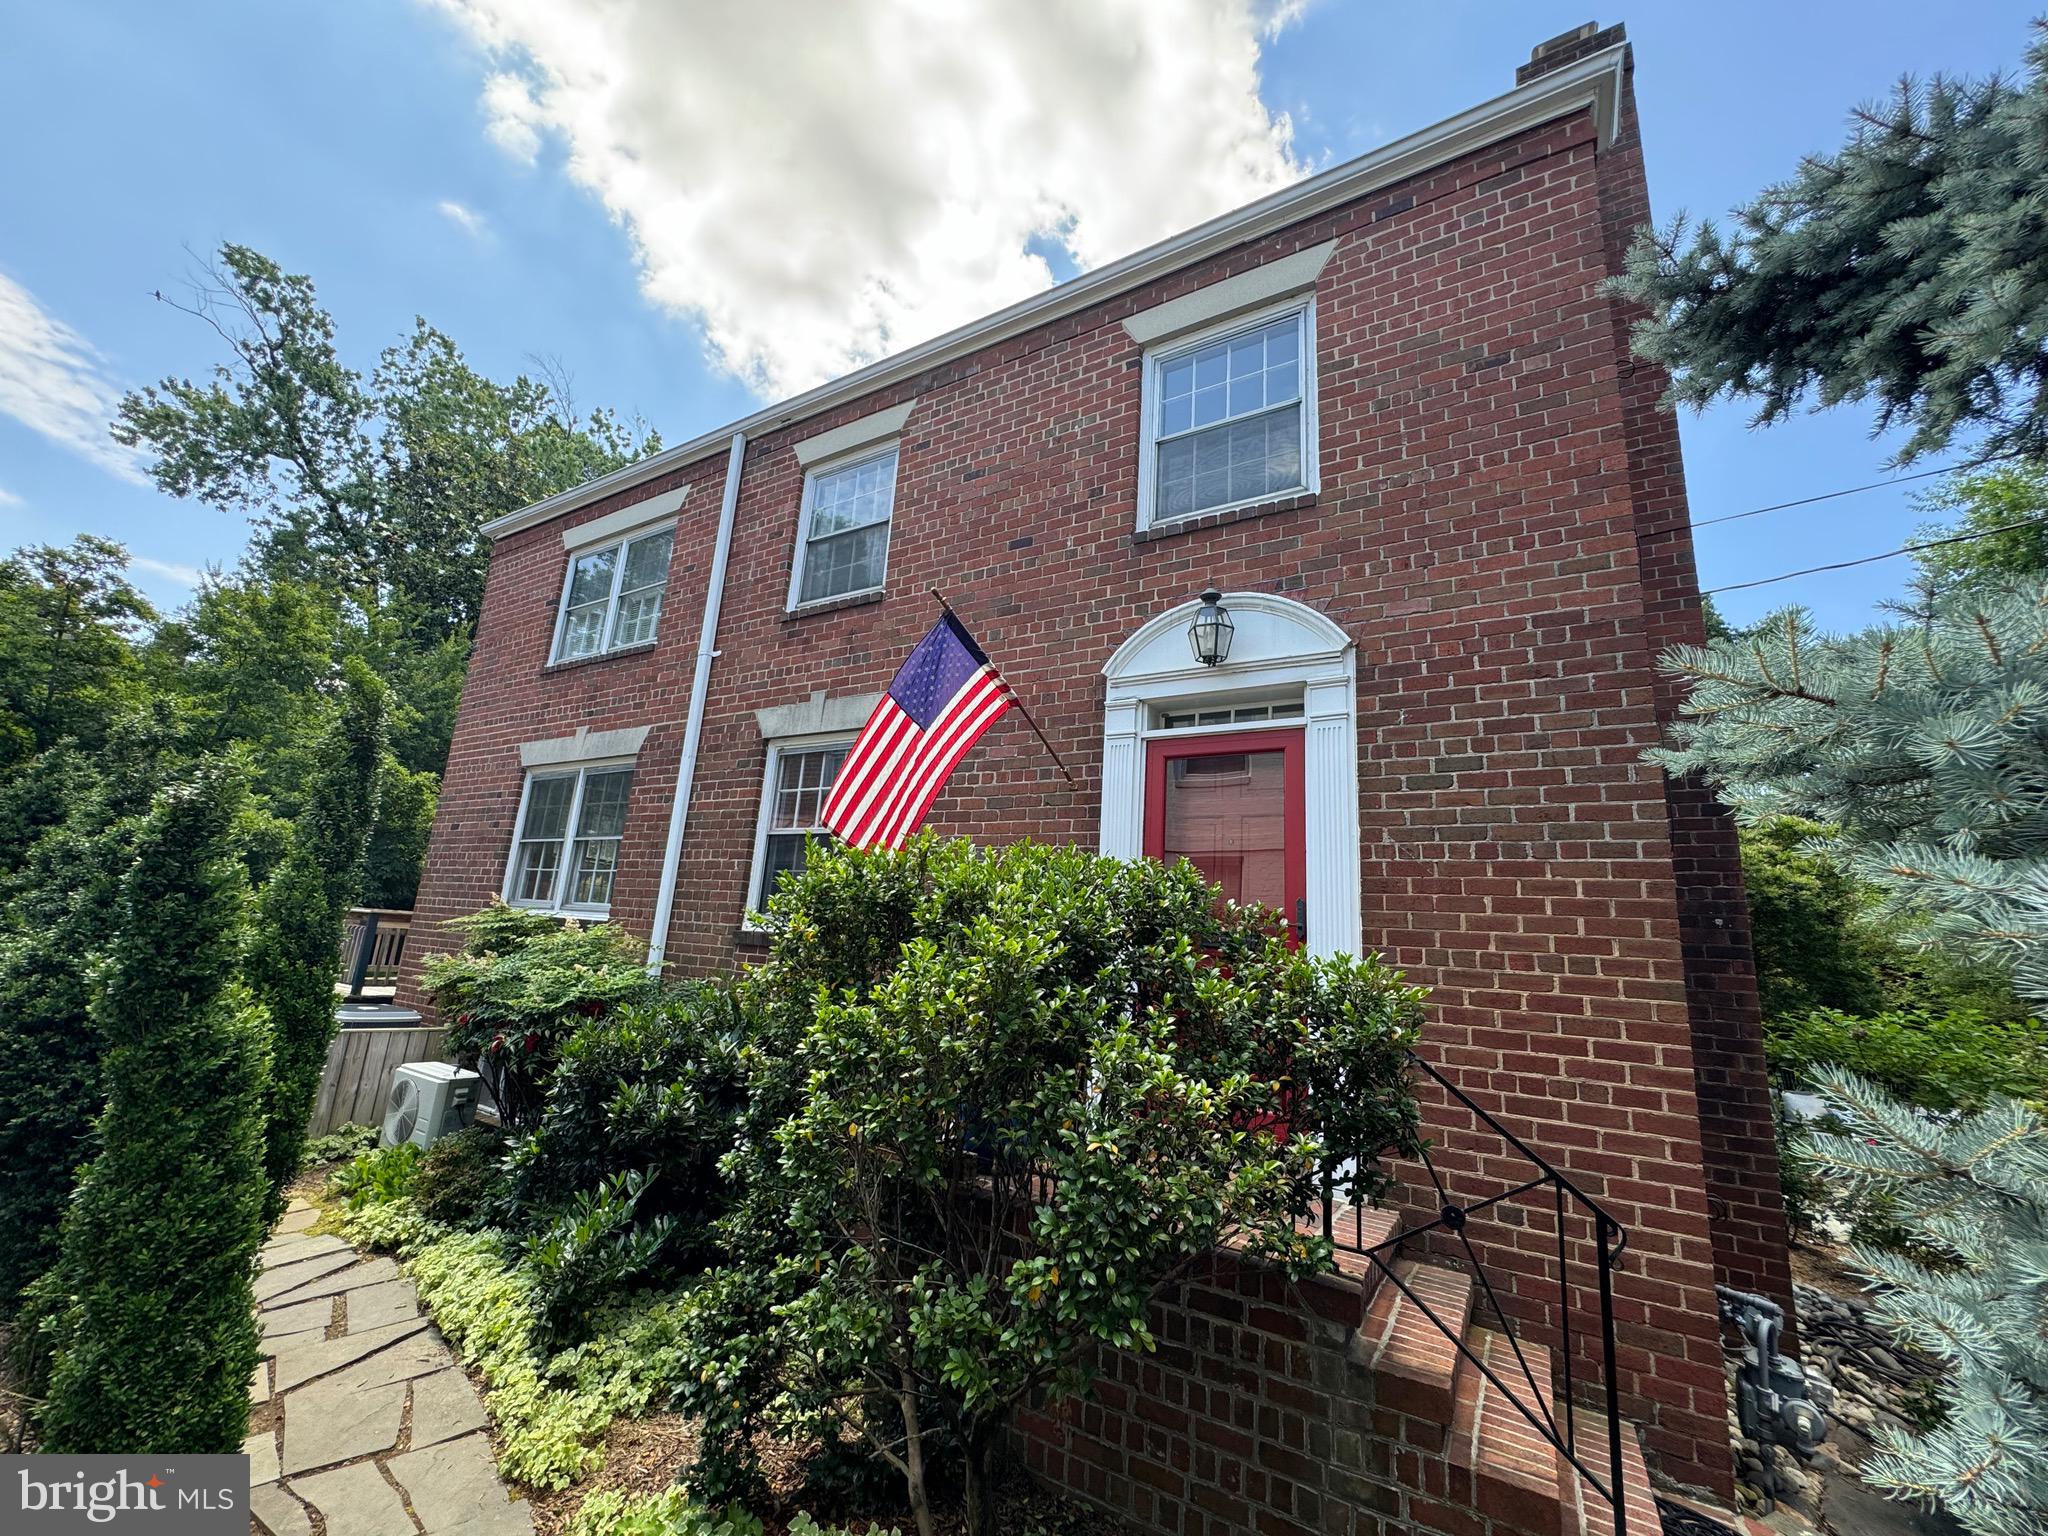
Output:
top-left (646, 431), bottom-right (746, 975)
top-left (480, 41), bottom-right (1627, 544)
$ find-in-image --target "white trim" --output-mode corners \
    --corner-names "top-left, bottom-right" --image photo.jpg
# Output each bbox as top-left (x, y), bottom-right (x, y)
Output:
top-left (519, 724), bottom-right (652, 769)
top-left (561, 487), bottom-right (688, 552)
top-left (1135, 298), bottom-right (1319, 534)
top-left (744, 731), bottom-right (858, 928)
top-left (479, 44), bottom-right (1628, 543)
top-left (786, 443), bottom-right (900, 612)
top-left (502, 757), bottom-right (636, 918)
top-left (1101, 592), bottom-right (1360, 958)
top-left (648, 433), bottom-right (747, 973)
top-left (755, 689), bottom-right (882, 739)
top-left (548, 521), bottom-right (677, 663)
top-left (1121, 239), bottom-right (1337, 345)
top-left (793, 399), bottom-right (918, 467)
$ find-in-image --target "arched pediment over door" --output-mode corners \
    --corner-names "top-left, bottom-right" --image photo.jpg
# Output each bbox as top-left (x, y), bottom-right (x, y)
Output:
top-left (1100, 592), bottom-right (1361, 958)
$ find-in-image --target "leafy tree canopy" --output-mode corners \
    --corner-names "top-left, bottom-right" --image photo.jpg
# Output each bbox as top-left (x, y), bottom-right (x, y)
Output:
top-left (1615, 23), bottom-right (2048, 465)
top-left (1912, 460), bottom-right (2048, 596)
top-left (0, 537), bottom-right (155, 772)
top-left (114, 243), bottom-right (657, 638)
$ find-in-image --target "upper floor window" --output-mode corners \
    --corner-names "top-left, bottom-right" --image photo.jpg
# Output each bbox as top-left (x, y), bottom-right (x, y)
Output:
top-left (552, 525), bottom-right (675, 662)
top-left (789, 447), bottom-right (897, 608)
top-left (505, 763), bottom-right (632, 915)
top-left (747, 738), bottom-right (850, 915)
top-left (1138, 302), bottom-right (1316, 530)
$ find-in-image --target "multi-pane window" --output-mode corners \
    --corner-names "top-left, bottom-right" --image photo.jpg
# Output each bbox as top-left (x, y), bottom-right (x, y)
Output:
top-left (750, 742), bottom-right (849, 909)
top-left (1149, 308), bottom-right (1310, 525)
top-left (792, 448), bottom-right (896, 607)
top-left (507, 765), bottom-right (633, 913)
top-left (1155, 696), bottom-right (1304, 731)
top-left (553, 525), bottom-right (675, 662)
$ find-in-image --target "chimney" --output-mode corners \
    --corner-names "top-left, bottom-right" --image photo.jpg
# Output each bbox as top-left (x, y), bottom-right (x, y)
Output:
top-left (1516, 21), bottom-right (1626, 86)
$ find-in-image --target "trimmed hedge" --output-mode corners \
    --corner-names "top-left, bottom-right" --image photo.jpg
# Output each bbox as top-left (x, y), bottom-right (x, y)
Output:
top-left (39, 762), bottom-right (271, 1452)
top-left (248, 660), bottom-right (386, 1224)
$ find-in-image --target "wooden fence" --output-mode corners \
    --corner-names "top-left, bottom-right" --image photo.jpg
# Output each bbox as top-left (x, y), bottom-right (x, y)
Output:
top-left (310, 1025), bottom-right (448, 1137)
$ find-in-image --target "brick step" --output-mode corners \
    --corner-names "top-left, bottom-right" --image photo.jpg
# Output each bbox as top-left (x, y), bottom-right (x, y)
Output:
top-left (1559, 1410), bottom-right (1659, 1536)
top-left (1450, 1329), bottom-right (1566, 1536)
top-left (1352, 1258), bottom-right (1474, 1420)
top-left (1296, 1203), bottom-right (1398, 1295)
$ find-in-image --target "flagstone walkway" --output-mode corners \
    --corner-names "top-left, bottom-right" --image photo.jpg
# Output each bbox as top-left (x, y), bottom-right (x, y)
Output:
top-left (245, 1201), bottom-right (533, 1536)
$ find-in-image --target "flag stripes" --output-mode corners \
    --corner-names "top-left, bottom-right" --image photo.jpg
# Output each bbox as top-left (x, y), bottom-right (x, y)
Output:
top-left (822, 664), bottom-right (1011, 849)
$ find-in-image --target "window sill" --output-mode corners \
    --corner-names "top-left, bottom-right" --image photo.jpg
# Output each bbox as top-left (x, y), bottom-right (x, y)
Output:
top-left (543, 639), bottom-right (660, 674)
top-left (782, 588), bottom-right (886, 623)
top-left (501, 905), bottom-right (613, 923)
top-left (1133, 491), bottom-right (1317, 544)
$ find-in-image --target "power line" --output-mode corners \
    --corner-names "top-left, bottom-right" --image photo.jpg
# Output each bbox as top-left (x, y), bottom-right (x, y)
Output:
top-left (1704, 514), bottom-right (2048, 596)
top-left (1691, 452), bottom-right (2012, 530)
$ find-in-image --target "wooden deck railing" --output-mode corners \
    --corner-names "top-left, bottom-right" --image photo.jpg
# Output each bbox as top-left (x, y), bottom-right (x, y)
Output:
top-left (339, 907), bottom-right (412, 1000)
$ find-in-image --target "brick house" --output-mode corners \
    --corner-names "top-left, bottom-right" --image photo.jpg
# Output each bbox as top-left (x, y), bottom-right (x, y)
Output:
top-left (402, 24), bottom-right (1788, 1529)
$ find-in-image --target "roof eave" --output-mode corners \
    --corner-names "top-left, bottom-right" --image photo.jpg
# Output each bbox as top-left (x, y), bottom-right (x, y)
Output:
top-left (482, 42), bottom-right (1626, 543)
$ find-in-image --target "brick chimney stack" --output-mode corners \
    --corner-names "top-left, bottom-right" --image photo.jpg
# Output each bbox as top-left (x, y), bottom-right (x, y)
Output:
top-left (1516, 20), bottom-right (1626, 85)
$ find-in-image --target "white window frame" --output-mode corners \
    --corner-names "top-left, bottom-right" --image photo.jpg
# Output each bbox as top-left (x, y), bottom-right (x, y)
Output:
top-left (500, 758), bottom-right (635, 917)
top-left (1134, 296), bottom-right (1319, 533)
top-left (785, 444), bottom-right (899, 612)
top-left (744, 731), bottom-right (855, 925)
top-left (548, 521), bottom-right (677, 663)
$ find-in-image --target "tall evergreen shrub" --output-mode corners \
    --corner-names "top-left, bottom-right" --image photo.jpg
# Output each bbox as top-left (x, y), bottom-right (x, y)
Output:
top-left (39, 762), bottom-right (271, 1452)
top-left (246, 660), bottom-right (386, 1221)
top-left (0, 708), bottom-right (180, 1306)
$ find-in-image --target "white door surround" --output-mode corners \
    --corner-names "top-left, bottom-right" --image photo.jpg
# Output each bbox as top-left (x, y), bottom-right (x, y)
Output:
top-left (1100, 592), bottom-right (1361, 958)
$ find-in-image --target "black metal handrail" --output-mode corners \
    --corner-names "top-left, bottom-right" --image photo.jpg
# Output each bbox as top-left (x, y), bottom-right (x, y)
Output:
top-left (1322, 1049), bottom-right (1633, 1536)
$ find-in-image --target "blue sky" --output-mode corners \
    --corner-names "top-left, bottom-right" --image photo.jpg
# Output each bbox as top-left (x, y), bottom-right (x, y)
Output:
top-left (0, 1), bottom-right (2035, 630)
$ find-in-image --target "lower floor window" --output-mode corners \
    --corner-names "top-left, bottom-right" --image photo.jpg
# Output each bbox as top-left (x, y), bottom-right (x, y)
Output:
top-left (750, 740), bottom-right (850, 912)
top-left (508, 764), bottom-right (633, 913)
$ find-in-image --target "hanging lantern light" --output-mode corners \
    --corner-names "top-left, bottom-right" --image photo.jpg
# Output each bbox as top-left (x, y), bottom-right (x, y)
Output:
top-left (1188, 587), bottom-right (1234, 667)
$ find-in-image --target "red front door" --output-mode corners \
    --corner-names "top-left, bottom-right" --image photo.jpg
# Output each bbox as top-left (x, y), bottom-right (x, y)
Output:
top-left (1142, 728), bottom-right (1306, 942)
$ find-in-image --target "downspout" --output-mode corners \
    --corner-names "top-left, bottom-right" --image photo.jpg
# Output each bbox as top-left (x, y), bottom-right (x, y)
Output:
top-left (647, 430), bottom-right (746, 974)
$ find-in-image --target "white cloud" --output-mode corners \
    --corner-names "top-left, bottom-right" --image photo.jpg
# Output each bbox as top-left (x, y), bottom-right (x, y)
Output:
top-left (425, 0), bottom-right (1312, 399)
top-left (0, 486), bottom-right (22, 508)
top-left (439, 198), bottom-right (490, 238)
top-left (130, 553), bottom-right (205, 587)
top-left (0, 272), bottom-right (149, 485)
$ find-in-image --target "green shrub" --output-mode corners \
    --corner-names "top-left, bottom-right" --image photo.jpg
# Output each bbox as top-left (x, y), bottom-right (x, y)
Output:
top-left (301, 1122), bottom-right (380, 1170)
top-left (337, 1195), bottom-right (437, 1255)
top-left (0, 707), bottom-right (180, 1307)
top-left (414, 1124), bottom-right (507, 1229)
top-left (525, 1169), bottom-right (675, 1345)
top-left (564, 1492), bottom-right (892, 1536)
top-left (404, 1225), bottom-right (687, 1488)
top-left (567, 1491), bottom-right (765, 1536)
top-left (247, 661), bottom-right (386, 1226)
top-left (689, 838), bottom-right (1423, 1536)
top-left (1767, 1006), bottom-right (2048, 1113)
top-left (421, 903), bottom-right (657, 1130)
top-left (327, 1141), bottom-right (423, 1209)
top-left (39, 763), bottom-right (271, 1453)
top-left (501, 983), bottom-right (747, 1249)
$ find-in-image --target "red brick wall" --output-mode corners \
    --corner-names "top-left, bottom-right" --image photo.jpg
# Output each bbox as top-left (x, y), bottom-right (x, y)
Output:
top-left (1586, 42), bottom-right (1795, 1329)
top-left (1017, 1255), bottom-right (1545, 1536)
top-left (403, 57), bottom-right (1749, 1498)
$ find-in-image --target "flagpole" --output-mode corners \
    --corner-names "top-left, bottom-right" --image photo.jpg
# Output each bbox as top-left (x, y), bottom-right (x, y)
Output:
top-left (928, 586), bottom-right (1077, 786)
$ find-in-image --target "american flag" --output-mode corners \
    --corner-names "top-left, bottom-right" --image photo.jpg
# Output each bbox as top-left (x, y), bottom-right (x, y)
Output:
top-left (820, 611), bottom-right (1013, 849)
